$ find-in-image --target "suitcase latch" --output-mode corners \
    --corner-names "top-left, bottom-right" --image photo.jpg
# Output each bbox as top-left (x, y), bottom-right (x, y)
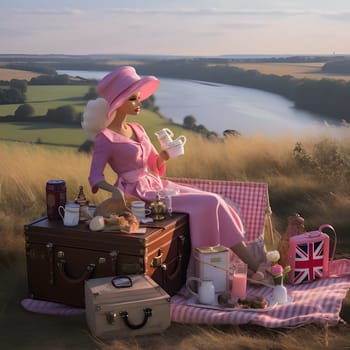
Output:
top-left (106, 311), bottom-right (118, 324)
top-left (151, 248), bottom-right (163, 268)
top-left (151, 248), bottom-right (167, 270)
top-left (98, 257), bottom-right (106, 264)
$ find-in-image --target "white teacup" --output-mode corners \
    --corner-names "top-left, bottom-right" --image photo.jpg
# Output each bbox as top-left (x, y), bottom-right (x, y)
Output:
top-left (58, 202), bottom-right (80, 227)
top-left (130, 201), bottom-right (151, 221)
top-left (165, 135), bottom-right (187, 158)
top-left (155, 128), bottom-right (174, 149)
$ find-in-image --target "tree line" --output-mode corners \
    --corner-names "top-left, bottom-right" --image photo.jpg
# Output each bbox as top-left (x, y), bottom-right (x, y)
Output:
top-left (322, 60), bottom-right (350, 74)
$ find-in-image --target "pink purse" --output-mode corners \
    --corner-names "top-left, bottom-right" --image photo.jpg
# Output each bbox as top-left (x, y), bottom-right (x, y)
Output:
top-left (289, 224), bottom-right (337, 284)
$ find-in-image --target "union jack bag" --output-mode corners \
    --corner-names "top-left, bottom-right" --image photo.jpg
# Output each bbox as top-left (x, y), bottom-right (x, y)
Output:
top-left (289, 224), bottom-right (337, 284)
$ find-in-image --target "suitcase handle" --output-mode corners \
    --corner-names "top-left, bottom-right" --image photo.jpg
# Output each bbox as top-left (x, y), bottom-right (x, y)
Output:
top-left (166, 253), bottom-right (182, 281)
top-left (118, 308), bottom-right (152, 330)
top-left (318, 224), bottom-right (337, 262)
top-left (57, 260), bottom-right (95, 284)
top-left (164, 234), bottom-right (185, 281)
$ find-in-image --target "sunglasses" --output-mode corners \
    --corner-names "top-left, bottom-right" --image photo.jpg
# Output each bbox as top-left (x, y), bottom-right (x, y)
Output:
top-left (111, 275), bottom-right (133, 288)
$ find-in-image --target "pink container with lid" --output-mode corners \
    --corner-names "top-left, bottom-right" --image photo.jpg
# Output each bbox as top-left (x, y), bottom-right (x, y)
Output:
top-left (289, 224), bottom-right (336, 284)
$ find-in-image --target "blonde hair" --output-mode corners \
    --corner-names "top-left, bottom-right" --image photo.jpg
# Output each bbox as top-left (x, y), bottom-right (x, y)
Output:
top-left (81, 98), bottom-right (110, 140)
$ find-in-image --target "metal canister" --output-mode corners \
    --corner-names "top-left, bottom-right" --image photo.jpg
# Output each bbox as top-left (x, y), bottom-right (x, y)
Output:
top-left (195, 245), bottom-right (229, 293)
top-left (46, 180), bottom-right (67, 220)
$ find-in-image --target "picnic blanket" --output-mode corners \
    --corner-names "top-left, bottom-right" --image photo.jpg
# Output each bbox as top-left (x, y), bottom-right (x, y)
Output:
top-left (21, 259), bottom-right (350, 328)
top-left (170, 259), bottom-right (350, 327)
top-left (21, 178), bottom-right (349, 327)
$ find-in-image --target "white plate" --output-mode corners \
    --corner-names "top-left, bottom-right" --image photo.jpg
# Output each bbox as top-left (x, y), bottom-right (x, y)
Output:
top-left (187, 295), bottom-right (277, 312)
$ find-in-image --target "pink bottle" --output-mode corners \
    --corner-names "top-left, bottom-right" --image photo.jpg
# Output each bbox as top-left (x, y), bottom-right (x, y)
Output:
top-left (289, 224), bottom-right (336, 284)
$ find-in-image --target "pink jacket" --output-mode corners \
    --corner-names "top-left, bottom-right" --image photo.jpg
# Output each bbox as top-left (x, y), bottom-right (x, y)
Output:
top-left (88, 122), bottom-right (245, 273)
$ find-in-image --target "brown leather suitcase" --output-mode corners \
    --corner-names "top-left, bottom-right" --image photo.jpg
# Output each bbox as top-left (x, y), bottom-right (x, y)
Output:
top-left (24, 212), bottom-right (190, 307)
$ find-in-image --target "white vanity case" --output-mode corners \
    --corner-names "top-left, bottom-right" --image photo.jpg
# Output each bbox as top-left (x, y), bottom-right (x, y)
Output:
top-left (85, 275), bottom-right (171, 339)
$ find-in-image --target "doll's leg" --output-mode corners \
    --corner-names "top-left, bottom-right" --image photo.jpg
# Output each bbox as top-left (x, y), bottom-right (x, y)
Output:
top-left (231, 241), bottom-right (258, 272)
top-left (231, 241), bottom-right (265, 280)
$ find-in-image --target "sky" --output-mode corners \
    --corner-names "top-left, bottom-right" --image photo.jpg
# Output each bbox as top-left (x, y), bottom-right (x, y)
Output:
top-left (1, 0), bottom-right (350, 57)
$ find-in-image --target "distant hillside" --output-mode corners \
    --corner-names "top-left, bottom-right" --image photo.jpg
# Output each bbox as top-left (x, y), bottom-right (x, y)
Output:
top-left (322, 59), bottom-right (350, 74)
top-left (1, 54), bottom-right (350, 123)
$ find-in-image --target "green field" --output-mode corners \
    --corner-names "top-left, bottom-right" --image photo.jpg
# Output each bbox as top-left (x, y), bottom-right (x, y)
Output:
top-left (0, 85), bottom-right (92, 117)
top-left (0, 122), bottom-right (86, 146)
top-left (0, 83), bottom-right (192, 147)
top-left (0, 117), bottom-right (190, 147)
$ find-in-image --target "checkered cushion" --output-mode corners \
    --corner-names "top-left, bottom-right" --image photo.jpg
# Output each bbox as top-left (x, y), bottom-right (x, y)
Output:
top-left (166, 178), bottom-right (269, 242)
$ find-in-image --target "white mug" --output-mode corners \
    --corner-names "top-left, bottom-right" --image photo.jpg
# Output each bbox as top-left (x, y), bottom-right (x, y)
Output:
top-left (130, 201), bottom-right (151, 221)
top-left (166, 135), bottom-right (187, 158)
top-left (58, 202), bottom-right (80, 227)
top-left (155, 128), bottom-right (174, 149)
top-left (186, 277), bottom-right (216, 305)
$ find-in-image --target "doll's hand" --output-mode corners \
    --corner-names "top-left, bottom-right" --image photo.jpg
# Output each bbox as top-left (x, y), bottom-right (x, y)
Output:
top-left (112, 187), bottom-right (126, 203)
top-left (159, 150), bottom-right (170, 162)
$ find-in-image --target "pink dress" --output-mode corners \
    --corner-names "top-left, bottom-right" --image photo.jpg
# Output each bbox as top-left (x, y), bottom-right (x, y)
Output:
top-left (89, 122), bottom-right (245, 271)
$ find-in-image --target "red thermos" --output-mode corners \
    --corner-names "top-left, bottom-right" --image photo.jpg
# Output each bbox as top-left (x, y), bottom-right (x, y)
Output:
top-left (46, 180), bottom-right (67, 220)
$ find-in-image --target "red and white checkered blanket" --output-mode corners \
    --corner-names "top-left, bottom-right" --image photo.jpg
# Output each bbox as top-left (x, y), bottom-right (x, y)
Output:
top-left (170, 259), bottom-right (350, 327)
top-left (167, 178), bottom-right (268, 242)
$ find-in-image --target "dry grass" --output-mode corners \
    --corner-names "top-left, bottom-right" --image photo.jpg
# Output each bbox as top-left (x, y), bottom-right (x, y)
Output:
top-left (1, 136), bottom-right (350, 349)
top-left (227, 62), bottom-right (350, 81)
top-left (0, 68), bottom-right (41, 81)
top-left (2, 129), bottom-right (350, 261)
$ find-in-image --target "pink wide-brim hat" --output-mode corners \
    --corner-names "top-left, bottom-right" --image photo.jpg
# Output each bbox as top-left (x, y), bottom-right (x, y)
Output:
top-left (97, 66), bottom-right (160, 118)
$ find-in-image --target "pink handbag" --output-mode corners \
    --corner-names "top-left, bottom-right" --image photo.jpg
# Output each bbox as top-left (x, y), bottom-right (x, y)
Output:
top-left (289, 224), bottom-right (337, 284)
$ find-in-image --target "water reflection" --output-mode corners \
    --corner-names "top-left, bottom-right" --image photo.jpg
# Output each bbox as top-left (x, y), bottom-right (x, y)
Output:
top-left (154, 78), bottom-right (327, 136)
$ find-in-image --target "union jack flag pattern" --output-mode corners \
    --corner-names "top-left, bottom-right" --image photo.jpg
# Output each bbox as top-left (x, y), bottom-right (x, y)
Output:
top-left (292, 239), bottom-right (325, 284)
top-left (289, 230), bottom-right (331, 285)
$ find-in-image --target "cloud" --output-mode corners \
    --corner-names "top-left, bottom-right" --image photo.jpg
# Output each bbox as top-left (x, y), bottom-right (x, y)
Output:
top-left (108, 7), bottom-right (350, 19)
top-left (320, 11), bottom-right (350, 21)
top-left (11, 8), bottom-right (84, 16)
top-left (6, 6), bottom-right (350, 21)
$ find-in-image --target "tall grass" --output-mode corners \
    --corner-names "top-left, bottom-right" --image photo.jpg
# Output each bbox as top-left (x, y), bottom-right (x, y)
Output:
top-left (1, 134), bottom-right (350, 349)
top-left (1, 127), bottom-right (350, 267)
top-left (169, 129), bottom-right (350, 243)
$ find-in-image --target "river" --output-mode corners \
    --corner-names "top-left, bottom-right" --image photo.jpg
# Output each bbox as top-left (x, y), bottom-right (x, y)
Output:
top-left (58, 69), bottom-right (331, 137)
